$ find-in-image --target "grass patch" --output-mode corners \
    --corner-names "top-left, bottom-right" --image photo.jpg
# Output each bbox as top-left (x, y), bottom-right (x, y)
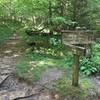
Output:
top-left (16, 50), bottom-right (73, 82)
top-left (53, 77), bottom-right (96, 100)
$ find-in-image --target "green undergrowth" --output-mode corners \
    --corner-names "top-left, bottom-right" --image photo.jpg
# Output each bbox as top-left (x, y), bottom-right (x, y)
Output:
top-left (0, 24), bottom-right (12, 44)
top-left (16, 49), bottom-right (73, 82)
top-left (0, 19), bottom-right (23, 45)
top-left (53, 76), bottom-right (96, 100)
top-left (92, 41), bottom-right (100, 72)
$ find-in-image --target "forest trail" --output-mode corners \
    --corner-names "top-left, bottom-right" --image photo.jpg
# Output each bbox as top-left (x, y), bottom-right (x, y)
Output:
top-left (0, 34), bottom-right (62, 100)
top-left (0, 34), bottom-right (100, 100)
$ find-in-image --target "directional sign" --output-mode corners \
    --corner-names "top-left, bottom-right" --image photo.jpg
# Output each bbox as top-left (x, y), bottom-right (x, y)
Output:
top-left (61, 30), bottom-right (89, 86)
top-left (61, 30), bottom-right (94, 44)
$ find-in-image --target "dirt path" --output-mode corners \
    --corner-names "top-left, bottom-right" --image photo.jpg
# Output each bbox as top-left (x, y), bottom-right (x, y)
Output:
top-left (91, 75), bottom-right (100, 94)
top-left (0, 34), bottom-right (62, 100)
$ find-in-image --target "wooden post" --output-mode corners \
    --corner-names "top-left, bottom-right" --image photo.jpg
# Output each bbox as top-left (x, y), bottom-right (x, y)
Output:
top-left (64, 44), bottom-right (86, 87)
top-left (72, 54), bottom-right (80, 86)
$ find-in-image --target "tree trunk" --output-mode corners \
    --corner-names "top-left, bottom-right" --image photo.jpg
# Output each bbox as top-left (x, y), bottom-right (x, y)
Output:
top-left (49, 0), bottom-right (53, 35)
top-left (60, 0), bottom-right (65, 17)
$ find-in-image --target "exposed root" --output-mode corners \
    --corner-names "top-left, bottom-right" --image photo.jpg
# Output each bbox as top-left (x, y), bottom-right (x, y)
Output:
top-left (12, 82), bottom-right (53, 100)
top-left (12, 89), bottom-right (43, 100)
top-left (0, 73), bottom-right (14, 87)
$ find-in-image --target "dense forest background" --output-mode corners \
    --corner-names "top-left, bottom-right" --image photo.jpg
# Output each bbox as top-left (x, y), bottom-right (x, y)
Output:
top-left (0, 0), bottom-right (100, 32)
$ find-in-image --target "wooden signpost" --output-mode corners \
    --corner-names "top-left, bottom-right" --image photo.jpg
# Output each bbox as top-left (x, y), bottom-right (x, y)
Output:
top-left (62, 30), bottom-right (94, 86)
top-left (64, 44), bottom-right (86, 86)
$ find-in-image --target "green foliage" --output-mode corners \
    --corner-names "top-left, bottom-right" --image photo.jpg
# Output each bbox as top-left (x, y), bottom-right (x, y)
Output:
top-left (89, 0), bottom-right (100, 31)
top-left (49, 38), bottom-right (61, 46)
top-left (91, 42), bottom-right (100, 72)
top-left (52, 17), bottom-right (66, 25)
top-left (0, 19), bottom-right (23, 45)
top-left (0, 24), bottom-right (12, 44)
top-left (1, 0), bottom-right (98, 31)
top-left (51, 17), bottom-right (67, 29)
top-left (80, 41), bottom-right (100, 75)
top-left (80, 58), bottom-right (97, 75)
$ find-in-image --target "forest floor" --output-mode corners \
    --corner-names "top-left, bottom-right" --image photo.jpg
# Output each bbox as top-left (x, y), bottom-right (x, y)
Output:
top-left (0, 34), bottom-right (100, 100)
top-left (0, 34), bottom-right (62, 100)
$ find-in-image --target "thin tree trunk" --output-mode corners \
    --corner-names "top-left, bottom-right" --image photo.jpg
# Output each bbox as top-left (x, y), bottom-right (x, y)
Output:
top-left (49, 0), bottom-right (53, 35)
top-left (60, 0), bottom-right (65, 17)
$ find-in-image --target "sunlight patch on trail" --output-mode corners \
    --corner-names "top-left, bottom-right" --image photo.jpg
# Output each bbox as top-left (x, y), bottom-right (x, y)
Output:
top-left (4, 50), bottom-right (12, 54)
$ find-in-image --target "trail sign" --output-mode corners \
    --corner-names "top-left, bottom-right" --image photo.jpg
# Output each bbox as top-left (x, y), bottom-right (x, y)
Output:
top-left (62, 30), bottom-right (90, 86)
top-left (61, 30), bottom-right (100, 86)
top-left (61, 30), bottom-right (94, 44)
top-left (64, 44), bottom-right (86, 56)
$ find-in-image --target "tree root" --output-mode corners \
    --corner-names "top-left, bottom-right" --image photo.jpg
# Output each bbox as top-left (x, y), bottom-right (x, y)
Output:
top-left (12, 82), bottom-right (53, 100)
top-left (0, 73), bottom-right (14, 86)
top-left (12, 89), bottom-right (43, 100)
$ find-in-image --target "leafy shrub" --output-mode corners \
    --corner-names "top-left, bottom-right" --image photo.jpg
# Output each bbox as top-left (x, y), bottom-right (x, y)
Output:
top-left (51, 17), bottom-right (78, 30)
top-left (80, 41), bottom-right (100, 75)
top-left (91, 42), bottom-right (100, 72)
top-left (52, 17), bottom-right (67, 26)
top-left (49, 38), bottom-right (61, 46)
top-left (80, 58), bottom-right (97, 75)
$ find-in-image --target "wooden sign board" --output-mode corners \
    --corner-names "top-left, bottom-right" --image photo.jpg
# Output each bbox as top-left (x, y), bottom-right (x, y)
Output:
top-left (64, 44), bottom-right (86, 56)
top-left (62, 30), bottom-right (94, 44)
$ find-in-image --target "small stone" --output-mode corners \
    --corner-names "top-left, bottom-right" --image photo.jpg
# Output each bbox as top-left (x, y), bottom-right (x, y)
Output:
top-left (54, 94), bottom-right (59, 100)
